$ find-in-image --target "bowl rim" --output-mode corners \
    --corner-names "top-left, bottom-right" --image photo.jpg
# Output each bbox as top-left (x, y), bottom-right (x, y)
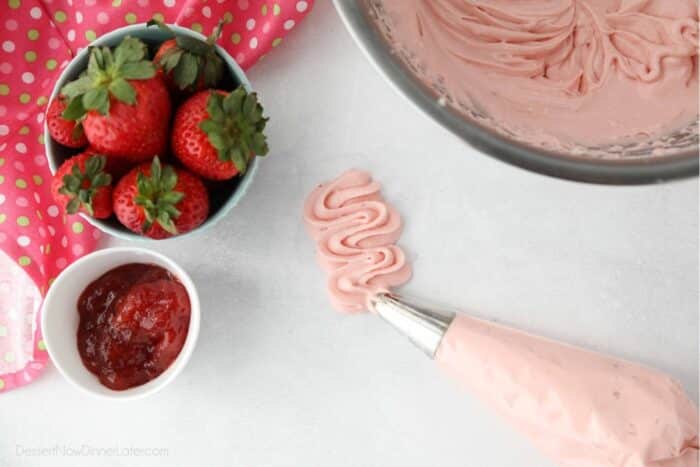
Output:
top-left (40, 246), bottom-right (201, 400)
top-left (45, 23), bottom-right (259, 241)
top-left (332, 0), bottom-right (699, 185)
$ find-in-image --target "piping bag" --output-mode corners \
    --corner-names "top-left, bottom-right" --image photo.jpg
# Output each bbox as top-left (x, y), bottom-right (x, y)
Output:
top-left (304, 170), bottom-right (699, 467)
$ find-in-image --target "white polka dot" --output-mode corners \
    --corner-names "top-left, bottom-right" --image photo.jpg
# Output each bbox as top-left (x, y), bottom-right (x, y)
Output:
top-left (72, 244), bottom-right (84, 256)
top-left (16, 112), bottom-right (28, 121)
top-left (34, 155), bottom-right (46, 166)
top-left (15, 143), bottom-right (27, 154)
top-left (36, 112), bottom-right (44, 123)
top-left (15, 197), bottom-right (28, 207)
top-left (238, 0), bottom-right (249, 9)
top-left (75, 11), bottom-right (83, 24)
top-left (284, 19), bottom-right (295, 30)
top-left (137, 0), bottom-right (149, 6)
top-left (0, 194), bottom-right (5, 205)
top-left (5, 20), bottom-right (18, 31)
top-left (235, 52), bottom-right (245, 63)
top-left (249, 37), bottom-right (258, 49)
top-left (2, 41), bottom-right (15, 52)
top-left (67, 30), bottom-right (76, 42)
top-left (47, 205), bottom-right (59, 217)
top-left (164, 0), bottom-right (175, 7)
top-left (66, 0), bottom-right (72, 5)
top-left (0, 143), bottom-right (6, 151)
top-left (0, 62), bottom-right (11, 74)
top-left (84, 0), bottom-right (95, 5)
top-left (48, 38), bottom-right (60, 49)
top-left (202, 5), bottom-right (211, 18)
top-left (38, 226), bottom-right (46, 238)
top-left (92, 229), bottom-right (101, 240)
top-left (48, 225), bottom-right (56, 236)
top-left (296, 1), bottom-right (308, 12)
top-left (21, 72), bottom-right (34, 84)
top-left (0, 125), bottom-right (8, 136)
top-left (29, 7), bottom-right (42, 19)
top-left (33, 192), bottom-right (40, 203)
top-left (97, 12), bottom-right (109, 24)
top-left (14, 161), bottom-right (24, 171)
top-left (246, 18), bottom-right (256, 30)
top-left (183, 7), bottom-right (193, 17)
top-left (61, 236), bottom-right (68, 248)
top-left (56, 257), bottom-right (67, 269)
top-left (17, 236), bottom-right (30, 247)
top-left (262, 22), bottom-right (271, 34)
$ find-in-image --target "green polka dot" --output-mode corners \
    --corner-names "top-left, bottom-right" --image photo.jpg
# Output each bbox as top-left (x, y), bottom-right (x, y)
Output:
top-left (4, 351), bottom-right (15, 362)
top-left (45, 244), bottom-right (51, 254)
top-left (16, 216), bottom-right (29, 227)
top-left (124, 12), bottom-right (137, 24)
top-left (112, 0), bottom-right (122, 6)
top-left (27, 29), bottom-right (39, 40)
top-left (152, 12), bottom-right (164, 22)
top-left (0, 379), bottom-right (4, 391)
top-left (231, 33), bottom-right (241, 45)
top-left (272, 37), bottom-right (283, 47)
top-left (273, 3), bottom-right (281, 15)
top-left (18, 256), bottom-right (30, 267)
top-left (37, 340), bottom-right (46, 351)
top-left (32, 175), bottom-right (43, 185)
top-left (19, 93), bottom-right (31, 104)
top-left (72, 221), bottom-right (84, 234)
top-left (46, 59), bottom-right (58, 70)
top-left (0, 175), bottom-right (4, 185)
top-left (0, 158), bottom-right (4, 167)
top-left (18, 126), bottom-right (29, 135)
top-left (0, 214), bottom-right (5, 224)
top-left (37, 95), bottom-right (48, 106)
top-left (223, 12), bottom-right (233, 23)
top-left (261, 4), bottom-right (268, 15)
top-left (8, 0), bottom-right (20, 9)
top-left (54, 10), bottom-right (67, 23)
top-left (15, 178), bottom-right (27, 189)
top-left (37, 134), bottom-right (45, 145)
top-left (0, 84), bottom-right (9, 96)
top-left (0, 325), bottom-right (6, 337)
top-left (85, 30), bottom-right (97, 42)
top-left (35, 210), bottom-right (42, 220)
top-left (24, 51), bottom-right (37, 62)
top-left (190, 22), bottom-right (202, 33)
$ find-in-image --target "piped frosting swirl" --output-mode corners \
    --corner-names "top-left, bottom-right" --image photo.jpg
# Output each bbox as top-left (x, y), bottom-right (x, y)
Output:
top-left (303, 170), bottom-right (411, 312)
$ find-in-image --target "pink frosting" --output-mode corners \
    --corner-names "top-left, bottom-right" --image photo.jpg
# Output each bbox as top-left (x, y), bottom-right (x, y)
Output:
top-left (303, 170), bottom-right (411, 312)
top-left (379, 0), bottom-right (699, 147)
top-left (436, 315), bottom-right (699, 467)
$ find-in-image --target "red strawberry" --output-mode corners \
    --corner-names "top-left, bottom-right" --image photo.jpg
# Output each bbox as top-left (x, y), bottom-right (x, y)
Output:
top-left (46, 96), bottom-right (88, 148)
top-left (171, 88), bottom-right (269, 180)
top-left (59, 37), bottom-right (171, 163)
top-left (113, 156), bottom-right (209, 239)
top-left (51, 152), bottom-right (113, 218)
top-left (149, 19), bottom-right (225, 94)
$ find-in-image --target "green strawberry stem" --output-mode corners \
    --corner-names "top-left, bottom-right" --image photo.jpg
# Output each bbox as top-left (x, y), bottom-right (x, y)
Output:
top-left (60, 36), bottom-right (156, 120)
top-left (148, 17), bottom-right (226, 91)
top-left (59, 154), bottom-right (112, 216)
top-left (135, 156), bottom-right (184, 234)
top-left (199, 88), bottom-right (269, 174)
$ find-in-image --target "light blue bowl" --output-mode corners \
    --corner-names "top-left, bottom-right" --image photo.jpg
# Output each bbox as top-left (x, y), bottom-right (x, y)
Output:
top-left (45, 24), bottom-right (258, 241)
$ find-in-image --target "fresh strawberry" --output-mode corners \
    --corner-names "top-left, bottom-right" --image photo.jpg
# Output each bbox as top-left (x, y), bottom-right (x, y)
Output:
top-left (113, 156), bottom-right (209, 239)
top-left (148, 18), bottom-right (225, 94)
top-left (51, 152), bottom-right (113, 218)
top-left (59, 37), bottom-right (171, 163)
top-left (171, 88), bottom-right (269, 180)
top-left (46, 96), bottom-right (88, 148)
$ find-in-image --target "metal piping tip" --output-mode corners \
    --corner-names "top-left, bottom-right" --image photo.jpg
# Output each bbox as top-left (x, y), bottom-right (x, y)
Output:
top-left (368, 293), bottom-right (455, 358)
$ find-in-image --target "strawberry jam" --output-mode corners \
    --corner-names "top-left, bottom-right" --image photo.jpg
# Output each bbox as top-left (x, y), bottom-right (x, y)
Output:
top-left (77, 263), bottom-right (191, 390)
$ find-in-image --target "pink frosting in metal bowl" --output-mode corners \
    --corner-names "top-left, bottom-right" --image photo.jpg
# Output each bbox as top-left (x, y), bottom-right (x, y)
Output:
top-left (303, 170), bottom-right (411, 312)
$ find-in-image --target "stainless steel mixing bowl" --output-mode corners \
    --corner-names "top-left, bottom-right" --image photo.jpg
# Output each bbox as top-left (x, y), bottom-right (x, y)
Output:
top-left (333, 0), bottom-right (699, 185)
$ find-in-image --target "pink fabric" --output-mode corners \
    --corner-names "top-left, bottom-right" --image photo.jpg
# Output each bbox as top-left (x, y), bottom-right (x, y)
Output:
top-left (0, 0), bottom-right (313, 393)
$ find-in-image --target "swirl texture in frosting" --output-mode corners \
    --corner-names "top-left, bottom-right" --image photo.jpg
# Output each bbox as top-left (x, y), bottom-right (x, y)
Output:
top-left (303, 170), bottom-right (411, 312)
top-left (380, 0), bottom-right (699, 146)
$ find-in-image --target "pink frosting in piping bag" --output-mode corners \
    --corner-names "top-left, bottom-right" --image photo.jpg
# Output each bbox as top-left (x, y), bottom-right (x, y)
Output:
top-left (303, 170), bottom-right (698, 466)
top-left (303, 169), bottom-right (411, 312)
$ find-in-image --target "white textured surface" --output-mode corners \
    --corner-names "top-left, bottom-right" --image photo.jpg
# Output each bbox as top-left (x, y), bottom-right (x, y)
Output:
top-left (2, 3), bottom-right (698, 466)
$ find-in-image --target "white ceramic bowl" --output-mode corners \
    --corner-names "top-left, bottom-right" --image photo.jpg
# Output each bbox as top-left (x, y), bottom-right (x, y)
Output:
top-left (41, 247), bottom-right (200, 399)
top-left (45, 23), bottom-right (259, 241)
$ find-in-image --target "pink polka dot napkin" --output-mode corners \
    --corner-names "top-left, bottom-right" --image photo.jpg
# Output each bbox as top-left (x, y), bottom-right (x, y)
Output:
top-left (0, 0), bottom-right (314, 393)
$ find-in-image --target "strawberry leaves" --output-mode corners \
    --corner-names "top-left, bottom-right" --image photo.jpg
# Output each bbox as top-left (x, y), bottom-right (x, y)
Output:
top-left (198, 88), bottom-right (269, 175)
top-left (60, 36), bottom-right (156, 121)
top-left (59, 154), bottom-right (112, 216)
top-left (148, 18), bottom-right (225, 91)
top-left (134, 157), bottom-right (184, 235)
